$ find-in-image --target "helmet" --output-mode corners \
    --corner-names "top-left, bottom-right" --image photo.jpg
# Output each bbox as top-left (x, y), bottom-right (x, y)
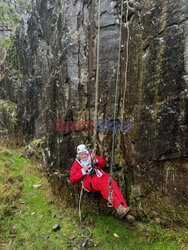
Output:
top-left (77, 144), bottom-right (89, 154)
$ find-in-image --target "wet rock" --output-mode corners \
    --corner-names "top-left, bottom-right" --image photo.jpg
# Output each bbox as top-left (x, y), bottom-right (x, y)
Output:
top-left (19, 202), bottom-right (26, 205)
top-left (52, 223), bottom-right (60, 231)
top-left (69, 235), bottom-right (76, 241)
top-left (80, 237), bottom-right (94, 248)
top-left (154, 218), bottom-right (161, 224)
top-left (33, 184), bottom-right (42, 189)
top-left (43, 235), bottom-right (50, 240)
top-left (114, 233), bottom-right (119, 238)
top-left (38, 215), bottom-right (44, 219)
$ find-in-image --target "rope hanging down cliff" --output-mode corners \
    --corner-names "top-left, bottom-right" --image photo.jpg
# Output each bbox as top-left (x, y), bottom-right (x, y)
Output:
top-left (109, 0), bottom-right (130, 207)
top-left (79, 0), bottom-right (102, 224)
top-left (92, 0), bottom-right (101, 154)
top-left (91, 0), bottom-right (130, 207)
top-left (121, 0), bottom-right (130, 124)
top-left (93, 0), bottom-right (130, 165)
top-left (110, 0), bottom-right (125, 178)
top-left (78, 14), bottom-right (100, 225)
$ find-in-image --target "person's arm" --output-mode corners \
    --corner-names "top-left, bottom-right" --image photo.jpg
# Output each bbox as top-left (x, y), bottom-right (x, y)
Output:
top-left (95, 155), bottom-right (106, 169)
top-left (70, 161), bottom-right (87, 183)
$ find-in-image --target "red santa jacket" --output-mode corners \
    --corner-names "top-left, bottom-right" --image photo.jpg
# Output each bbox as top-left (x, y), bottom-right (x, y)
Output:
top-left (70, 152), bottom-right (106, 192)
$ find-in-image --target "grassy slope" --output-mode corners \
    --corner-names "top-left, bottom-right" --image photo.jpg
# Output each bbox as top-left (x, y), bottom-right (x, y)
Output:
top-left (0, 145), bottom-right (187, 249)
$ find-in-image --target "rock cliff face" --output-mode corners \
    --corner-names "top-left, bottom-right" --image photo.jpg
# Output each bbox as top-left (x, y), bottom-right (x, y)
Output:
top-left (0, 0), bottom-right (28, 60)
top-left (0, 0), bottom-right (187, 227)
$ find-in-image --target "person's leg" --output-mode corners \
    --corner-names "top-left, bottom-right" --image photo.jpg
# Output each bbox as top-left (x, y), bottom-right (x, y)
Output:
top-left (98, 175), bottom-right (128, 210)
top-left (112, 180), bottom-right (129, 209)
top-left (97, 175), bottom-right (134, 220)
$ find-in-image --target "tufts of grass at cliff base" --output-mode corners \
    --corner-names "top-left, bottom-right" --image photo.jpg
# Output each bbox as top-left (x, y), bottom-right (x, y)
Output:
top-left (79, 210), bottom-right (187, 250)
top-left (0, 145), bottom-right (83, 249)
top-left (0, 144), bottom-right (187, 249)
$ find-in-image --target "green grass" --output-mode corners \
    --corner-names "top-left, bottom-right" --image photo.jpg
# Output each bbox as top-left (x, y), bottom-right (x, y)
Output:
top-left (0, 144), bottom-right (187, 249)
top-left (80, 211), bottom-right (186, 250)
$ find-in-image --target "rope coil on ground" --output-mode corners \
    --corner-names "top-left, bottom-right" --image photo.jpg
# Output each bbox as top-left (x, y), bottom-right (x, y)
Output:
top-left (81, 227), bottom-right (93, 238)
top-left (79, 185), bottom-right (93, 238)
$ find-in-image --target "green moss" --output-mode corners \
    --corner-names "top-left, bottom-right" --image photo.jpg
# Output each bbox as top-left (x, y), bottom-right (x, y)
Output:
top-left (28, 137), bottom-right (46, 149)
top-left (0, 0), bottom-right (28, 27)
top-left (23, 137), bottom-right (46, 164)
top-left (81, 211), bottom-right (186, 249)
top-left (114, 153), bottom-right (124, 166)
top-left (137, 222), bottom-right (188, 246)
top-left (0, 38), bottom-right (11, 49)
top-left (9, 36), bottom-right (18, 69)
top-left (140, 192), bottom-right (188, 228)
top-left (160, 0), bottom-right (167, 31)
top-left (13, 69), bottom-right (23, 78)
top-left (0, 100), bottom-right (17, 123)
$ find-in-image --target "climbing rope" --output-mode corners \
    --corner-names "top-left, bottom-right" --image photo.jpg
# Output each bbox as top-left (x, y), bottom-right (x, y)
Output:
top-left (79, 184), bottom-right (84, 223)
top-left (78, 0), bottom-right (101, 234)
top-left (93, 0), bottom-right (101, 154)
top-left (91, 0), bottom-right (130, 208)
top-left (121, 0), bottom-right (130, 124)
top-left (79, 179), bottom-right (93, 237)
top-left (108, 0), bottom-right (124, 208)
top-left (79, 187), bottom-right (92, 238)
top-left (110, 0), bottom-right (124, 177)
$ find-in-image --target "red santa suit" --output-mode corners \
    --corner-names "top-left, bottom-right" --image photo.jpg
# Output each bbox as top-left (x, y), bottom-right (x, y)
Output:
top-left (70, 152), bottom-right (129, 210)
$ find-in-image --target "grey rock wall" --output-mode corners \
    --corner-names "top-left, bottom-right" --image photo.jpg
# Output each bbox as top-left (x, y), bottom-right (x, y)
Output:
top-left (0, 0), bottom-right (28, 61)
top-left (0, 0), bottom-right (187, 227)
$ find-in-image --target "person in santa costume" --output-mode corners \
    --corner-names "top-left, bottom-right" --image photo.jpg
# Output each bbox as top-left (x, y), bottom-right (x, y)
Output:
top-left (70, 144), bottom-right (135, 221)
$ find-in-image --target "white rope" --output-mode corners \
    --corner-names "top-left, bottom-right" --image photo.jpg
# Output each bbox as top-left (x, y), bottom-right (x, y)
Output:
top-left (108, 0), bottom-right (124, 208)
top-left (79, 184), bottom-right (93, 238)
top-left (121, 0), bottom-right (130, 123)
top-left (93, 0), bottom-right (101, 153)
top-left (110, 0), bottom-right (124, 177)
top-left (79, 185), bottom-right (84, 223)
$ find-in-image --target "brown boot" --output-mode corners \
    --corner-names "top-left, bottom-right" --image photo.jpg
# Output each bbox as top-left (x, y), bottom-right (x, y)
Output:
top-left (125, 214), bottom-right (135, 222)
top-left (117, 204), bottom-right (131, 219)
